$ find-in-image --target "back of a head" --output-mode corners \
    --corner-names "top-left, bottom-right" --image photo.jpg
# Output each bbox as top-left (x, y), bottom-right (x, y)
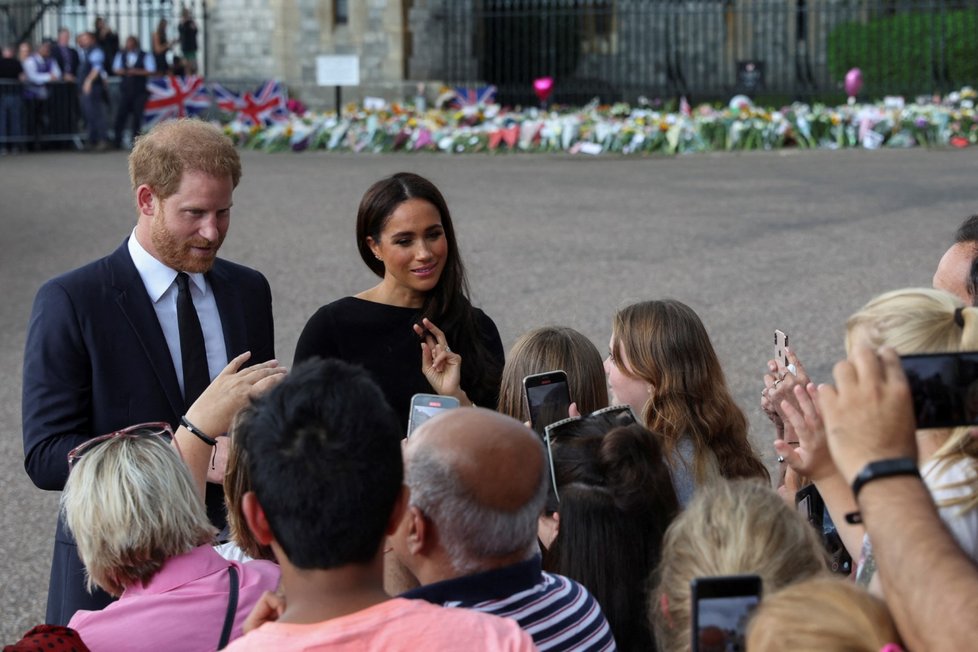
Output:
top-left (236, 358), bottom-right (404, 570)
top-left (651, 479), bottom-right (828, 652)
top-left (61, 434), bottom-right (213, 596)
top-left (547, 423), bottom-right (680, 651)
top-left (846, 287), bottom-right (978, 355)
top-left (129, 118), bottom-right (242, 200)
top-left (406, 408), bottom-right (547, 575)
top-left (747, 577), bottom-right (902, 652)
top-left (613, 300), bottom-right (767, 483)
top-left (498, 326), bottom-right (609, 422)
top-left (224, 414), bottom-right (274, 561)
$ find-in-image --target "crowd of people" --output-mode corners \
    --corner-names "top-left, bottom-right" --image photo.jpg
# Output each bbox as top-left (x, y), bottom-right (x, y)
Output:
top-left (9, 116), bottom-right (978, 651)
top-left (0, 10), bottom-right (197, 154)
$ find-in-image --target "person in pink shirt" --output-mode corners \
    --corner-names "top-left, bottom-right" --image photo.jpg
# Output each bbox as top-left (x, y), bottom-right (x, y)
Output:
top-left (224, 358), bottom-right (535, 652)
top-left (63, 424), bottom-right (280, 651)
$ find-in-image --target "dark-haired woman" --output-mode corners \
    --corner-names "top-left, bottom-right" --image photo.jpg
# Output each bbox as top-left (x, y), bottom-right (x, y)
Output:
top-left (541, 414), bottom-right (680, 651)
top-left (293, 172), bottom-right (504, 432)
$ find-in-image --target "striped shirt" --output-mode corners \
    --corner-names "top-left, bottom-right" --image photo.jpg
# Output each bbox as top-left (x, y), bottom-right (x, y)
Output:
top-left (402, 556), bottom-right (616, 651)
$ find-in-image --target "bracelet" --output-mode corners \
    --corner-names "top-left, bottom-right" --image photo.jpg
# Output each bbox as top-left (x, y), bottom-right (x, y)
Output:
top-left (180, 415), bottom-right (217, 446)
top-left (845, 457), bottom-right (920, 525)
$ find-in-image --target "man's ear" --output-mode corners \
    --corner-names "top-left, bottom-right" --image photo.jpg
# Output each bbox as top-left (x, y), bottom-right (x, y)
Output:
top-left (135, 184), bottom-right (157, 218)
top-left (404, 505), bottom-right (429, 556)
top-left (241, 491), bottom-right (274, 545)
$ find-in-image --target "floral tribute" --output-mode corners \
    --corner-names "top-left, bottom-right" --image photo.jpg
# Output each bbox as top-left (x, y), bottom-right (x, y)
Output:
top-left (222, 86), bottom-right (978, 155)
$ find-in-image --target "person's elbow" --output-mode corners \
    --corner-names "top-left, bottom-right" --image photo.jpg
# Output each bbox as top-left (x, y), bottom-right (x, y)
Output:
top-left (23, 444), bottom-right (67, 491)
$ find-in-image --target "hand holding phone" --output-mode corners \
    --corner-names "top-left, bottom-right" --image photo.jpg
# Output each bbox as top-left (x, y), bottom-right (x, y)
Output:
top-left (774, 329), bottom-right (797, 375)
top-left (900, 351), bottom-right (978, 429)
top-left (523, 371), bottom-right (571, 436)
top-left (407, 393), bottom-right (461, 437)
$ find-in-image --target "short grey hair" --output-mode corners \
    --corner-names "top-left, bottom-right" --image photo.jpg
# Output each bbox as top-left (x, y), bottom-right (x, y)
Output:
top-left (61, 435), bottom-right (214, 596)
top-left (406, 443), bottom-right (548, 575)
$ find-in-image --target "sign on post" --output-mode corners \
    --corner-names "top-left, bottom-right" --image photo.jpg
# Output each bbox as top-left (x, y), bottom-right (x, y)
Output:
top-left (317, 55), bottom-right (360, 112)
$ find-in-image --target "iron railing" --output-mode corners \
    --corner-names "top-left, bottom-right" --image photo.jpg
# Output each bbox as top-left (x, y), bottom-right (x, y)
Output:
top-left (435, 0), bottom-right (978, 105)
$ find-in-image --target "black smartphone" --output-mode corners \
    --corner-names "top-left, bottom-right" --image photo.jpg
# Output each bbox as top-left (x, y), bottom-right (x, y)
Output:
top-left (690, 575), bottom-right (762, 652)
top-left (900, 351), bottom-right (978, 429)
top-left (795, 484), bottom-right (853, 575)
top-left (406, 393), bottom-right (460, 437)
top-left (523, 370), bottom-right (571, 436)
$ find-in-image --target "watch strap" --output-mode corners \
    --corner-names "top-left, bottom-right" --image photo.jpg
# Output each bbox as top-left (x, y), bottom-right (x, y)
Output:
top-left (852, 457), bottom-right (919, 500)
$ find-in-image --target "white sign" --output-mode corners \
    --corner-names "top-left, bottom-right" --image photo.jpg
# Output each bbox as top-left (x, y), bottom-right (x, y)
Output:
top-left (316, 55), bottom-right (360, 87)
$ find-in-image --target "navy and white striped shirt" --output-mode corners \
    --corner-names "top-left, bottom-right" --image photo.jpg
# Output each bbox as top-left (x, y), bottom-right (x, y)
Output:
top-left (402, 556), bottom-right (616, 651)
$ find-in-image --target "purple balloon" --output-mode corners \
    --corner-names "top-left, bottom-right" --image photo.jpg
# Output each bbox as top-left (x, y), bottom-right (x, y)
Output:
top-left (844, 68), bottom-right (863, 98)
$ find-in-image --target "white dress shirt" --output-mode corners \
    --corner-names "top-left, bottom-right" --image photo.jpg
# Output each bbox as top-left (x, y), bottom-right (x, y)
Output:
top-left (128, 229), bottom-right (227, 400)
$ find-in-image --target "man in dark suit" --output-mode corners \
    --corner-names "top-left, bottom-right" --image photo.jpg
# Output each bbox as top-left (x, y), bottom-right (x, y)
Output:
top-left (22, 118), bottom-right (275, 625)
top-left (52, 28), bottom-right (80, 81)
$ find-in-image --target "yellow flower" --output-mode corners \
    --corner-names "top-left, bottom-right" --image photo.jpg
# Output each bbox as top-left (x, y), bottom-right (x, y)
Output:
top-left (658, 121), bottom-right (669, 132)
top-left (408, 117), bottom-right (418, 128)
top-left (830, 114), bottom-right (841, 126)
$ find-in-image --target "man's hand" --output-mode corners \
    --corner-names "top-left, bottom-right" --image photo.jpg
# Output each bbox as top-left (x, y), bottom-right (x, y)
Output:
top-left (243, 590), bottom-right (285, 633)
top-left (818, 346), bottom-right (918, 485)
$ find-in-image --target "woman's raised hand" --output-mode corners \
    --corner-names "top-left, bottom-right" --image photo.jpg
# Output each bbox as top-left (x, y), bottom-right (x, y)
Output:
top-left (414, 318), bottom-right (470, 405)
top-left (776, 382), bottom-right (838, 483)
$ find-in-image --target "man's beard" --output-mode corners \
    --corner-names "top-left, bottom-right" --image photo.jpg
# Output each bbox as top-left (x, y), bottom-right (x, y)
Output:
top-left (151, 210), bottom-right (223, 273)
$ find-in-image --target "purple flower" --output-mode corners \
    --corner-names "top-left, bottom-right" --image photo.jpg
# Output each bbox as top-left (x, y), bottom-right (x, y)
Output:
top-left (915, 117), bottom-right (929, 128)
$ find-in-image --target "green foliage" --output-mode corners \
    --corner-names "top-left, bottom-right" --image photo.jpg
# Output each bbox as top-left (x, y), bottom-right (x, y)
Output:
top-left (828, 9), bottom-right (978, 96)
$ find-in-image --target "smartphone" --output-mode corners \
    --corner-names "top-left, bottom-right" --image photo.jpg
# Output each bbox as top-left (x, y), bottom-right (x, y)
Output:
top-left (900, 351), bottom-right (978, 429)
top-left (406, 393), bottom-right (460, 437)
top-left (523, 370), bottom-right (571, 436)
top-left (795, 484), bottom-right (853, 575)
top-left (690, 575), bottom-right (762, 652)
top-left (773, 329), bottom-right (789, 370)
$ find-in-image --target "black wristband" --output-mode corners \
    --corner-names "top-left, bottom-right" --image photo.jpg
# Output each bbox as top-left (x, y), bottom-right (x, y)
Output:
top-left (851, 457), bottom-right (920, 500)
top-left (180, 415), bottom-right (217, 446)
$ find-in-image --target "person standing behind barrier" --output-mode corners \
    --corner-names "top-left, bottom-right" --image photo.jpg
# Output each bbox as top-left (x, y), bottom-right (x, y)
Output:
top-left (52, 28), bottom-right (79, 82)
top-left (94, 17), bottom-right (119, 76)
top-left (179, 7), bottom-right (199, 75)
top-left (76, 32), bottom-right (108, 151)
top-left (0, 44), bottom-right (24, 154)
top-left (112, 35), bottom-right (155, 149)
top-left (152, 19), bottom-right (171, 75)
top-left (21, 41), bottom-right (61, 149)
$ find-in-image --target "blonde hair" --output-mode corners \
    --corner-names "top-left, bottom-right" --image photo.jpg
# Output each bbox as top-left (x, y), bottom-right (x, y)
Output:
top-left (61, 435), bottom-right (214, 596)
top-left (846, 287), bottom-right (978, 512)
top-left (224, 412), bottom-right (274, 561)
top-left (612, 300), bottom-right (768, 484)
top-left (128, 118), bottom-right (241, 200)
top-left (497, 326), bottom-right (608, 422)
top-left (747, 577), bottom-right (902, 652)
top-left (650, 479), bottom-right (828, 652)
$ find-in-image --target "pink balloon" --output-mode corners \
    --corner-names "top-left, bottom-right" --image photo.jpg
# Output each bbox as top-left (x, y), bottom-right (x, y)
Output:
top-left (533, 77), bottom-right (554, 103)
top-left (844, 68), bottom-right (863, 98)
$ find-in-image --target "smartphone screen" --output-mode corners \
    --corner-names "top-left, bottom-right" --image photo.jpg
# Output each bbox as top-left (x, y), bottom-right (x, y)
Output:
top-left (690, 575), bottom-right (762, 652)
top-left (524, 371), bottom-right (571, 435)
top-left (900, 351), bottom-right (978, 428)
top-left (407, 394), bottom-right (460, 437)
top-left (795, 484), bottom-right (852, 575)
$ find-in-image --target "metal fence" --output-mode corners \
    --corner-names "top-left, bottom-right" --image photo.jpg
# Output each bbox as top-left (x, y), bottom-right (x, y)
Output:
top-left (0, 0), bottom-right (208, 75)
top-left (436, 0), bottom-right (978, 105)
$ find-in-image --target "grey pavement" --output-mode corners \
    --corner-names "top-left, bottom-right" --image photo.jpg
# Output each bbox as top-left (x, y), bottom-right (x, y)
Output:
top-left (1, 146), bottom-right (976, 640)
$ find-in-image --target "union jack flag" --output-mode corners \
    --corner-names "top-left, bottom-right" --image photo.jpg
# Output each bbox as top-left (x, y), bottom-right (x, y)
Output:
top-left (143, 75), bottom-right (210, 127)
top-left (450, 85), bottom-right (497, 108)
top-left (212, 80), bottom-right (289, 126)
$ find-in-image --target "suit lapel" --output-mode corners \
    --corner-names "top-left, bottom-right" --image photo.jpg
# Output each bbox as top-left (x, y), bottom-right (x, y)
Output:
top-left (108, 240), bottom-right (185, 417)
top-left (208, 261), bottom-right (248, 361)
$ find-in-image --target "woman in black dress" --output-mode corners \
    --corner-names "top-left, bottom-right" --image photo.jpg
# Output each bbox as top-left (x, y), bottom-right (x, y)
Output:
top-left (293, 172), bottom-right (504, 431)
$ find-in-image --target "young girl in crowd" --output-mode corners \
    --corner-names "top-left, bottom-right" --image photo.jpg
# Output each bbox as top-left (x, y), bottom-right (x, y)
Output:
top-left (747, 577), bottom-right (904, 652)
top-left (497, 325), bottom-right (608, 422)
top-left (293, 172), bottom-right (504, 431)
top-left (650, 479), bottom-right (828, 652)
top-left (607, 300), bottom-right (768, 504)
top-left (542, 413), bottom-right (679, 650)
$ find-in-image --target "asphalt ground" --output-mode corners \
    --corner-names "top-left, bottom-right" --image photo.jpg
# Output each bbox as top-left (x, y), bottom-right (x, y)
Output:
top-left (1, 146), bottom-right (975, 640)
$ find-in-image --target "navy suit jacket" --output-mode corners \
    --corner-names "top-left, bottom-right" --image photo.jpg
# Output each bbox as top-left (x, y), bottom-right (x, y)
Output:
top-left (22, 238), bottom-right (275, 625)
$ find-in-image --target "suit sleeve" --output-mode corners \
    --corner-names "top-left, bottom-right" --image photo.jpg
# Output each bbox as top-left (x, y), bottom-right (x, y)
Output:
top-left (22, 281), bottom-right (94, 491)
top-left (251, 271), bottom-right (276, 364)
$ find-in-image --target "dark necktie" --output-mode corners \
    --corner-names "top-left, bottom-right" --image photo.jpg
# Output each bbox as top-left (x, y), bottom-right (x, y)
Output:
top-left (175, 272), bottom-right (210, 408)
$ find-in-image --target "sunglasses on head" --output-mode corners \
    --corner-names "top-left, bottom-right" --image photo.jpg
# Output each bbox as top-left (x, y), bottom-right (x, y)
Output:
top-left (542, 405), bottom-right (637, 506)
top-left (67, 422), bottom-right (174, 471)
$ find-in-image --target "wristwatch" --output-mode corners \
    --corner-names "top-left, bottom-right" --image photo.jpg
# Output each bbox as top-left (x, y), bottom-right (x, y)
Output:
top-left (851, 457), bottom-right (919, 500)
